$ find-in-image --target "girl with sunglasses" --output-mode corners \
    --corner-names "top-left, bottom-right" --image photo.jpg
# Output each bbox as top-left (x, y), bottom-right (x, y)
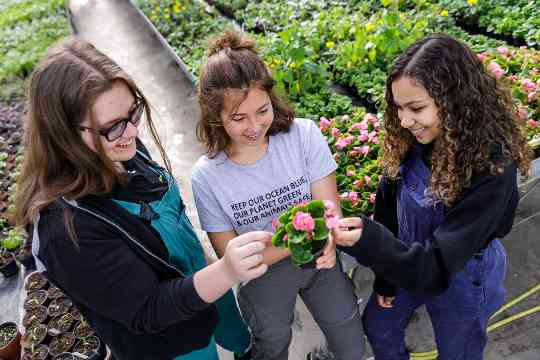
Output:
top-left (15, 37), bottom-right (269, 360)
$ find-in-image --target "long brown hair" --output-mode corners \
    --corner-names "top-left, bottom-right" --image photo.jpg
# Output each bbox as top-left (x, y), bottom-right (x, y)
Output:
top-left (15, 37), bottom-right (171, 228)
top-left (383, 33), bottom-right (532, 206)
top-left (197, 29), bottom-right (295, 158)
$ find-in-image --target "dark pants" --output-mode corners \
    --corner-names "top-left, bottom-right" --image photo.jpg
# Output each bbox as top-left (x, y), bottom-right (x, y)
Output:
top-left (362, 239), bottom-right (507, 360)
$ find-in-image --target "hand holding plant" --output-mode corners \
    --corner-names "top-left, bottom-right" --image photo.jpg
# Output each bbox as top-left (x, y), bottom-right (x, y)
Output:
top-left (271, 200), bottom-right (340, 267)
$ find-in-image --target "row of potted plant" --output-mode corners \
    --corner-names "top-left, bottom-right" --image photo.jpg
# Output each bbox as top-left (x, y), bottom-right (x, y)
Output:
top-left (440, 0), bottom-right (540, 48)
top-left (0, 0), bottom-right (69, 98)
top-left (17, 272), bottom-right (108, 360)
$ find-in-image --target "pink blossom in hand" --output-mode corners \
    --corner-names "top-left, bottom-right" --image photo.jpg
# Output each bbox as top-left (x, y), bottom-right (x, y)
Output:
top-left (323, 200), bottom-right (336, 211)
top-left (292, 212), bottom-right (315, 232)
top-left (325, 215), bottom-right (340, 229)
top-left (319, 117), bottom-right (332, 132)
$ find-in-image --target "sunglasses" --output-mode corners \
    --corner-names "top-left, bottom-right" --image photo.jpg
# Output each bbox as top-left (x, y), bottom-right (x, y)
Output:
top-left (79, 97), bottom-right (145, 142)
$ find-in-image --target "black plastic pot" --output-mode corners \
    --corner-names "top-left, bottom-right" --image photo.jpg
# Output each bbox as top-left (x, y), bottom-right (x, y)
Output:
top-left (0, 254), bottom-right (19, 278)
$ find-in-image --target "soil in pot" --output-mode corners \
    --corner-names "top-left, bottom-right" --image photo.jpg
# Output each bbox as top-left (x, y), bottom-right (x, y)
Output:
top-left (73, 335), bottom-right (103, 359)
top-left (70, 308), bottom-right (82, 322)
top-left (22, 324), bottom-right (47, 349)
top-left (48, 297), bottom-right (73, 318)
top-left (24, 290), bottom-right (48, 309)
top-left (54, 352), bottom-right (76, 360)
top-left (49, 333), bottom-right (76, 357)
top-left (25, 272), bottom-right (48, 291)
top-left (0, 322), bottom-right (20, 360)
top-left (73, 320), bottom-right (94, 339)
top-left (22, 306), bottom-right (47, 328)
top-left (49, 313), bottom-right (74, 335)
top-left (47, 286), bottom-right (64, 300)
top-left (0, 253), bottom-right (19, 277)
top-left (25, 344), bottom-right (48, 360)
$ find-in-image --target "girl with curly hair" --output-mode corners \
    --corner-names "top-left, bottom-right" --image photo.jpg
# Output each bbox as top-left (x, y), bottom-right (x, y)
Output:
top-left (334, 33), bottom-right (532, 359)
top-left (192, 30), bottom-right (365, 360)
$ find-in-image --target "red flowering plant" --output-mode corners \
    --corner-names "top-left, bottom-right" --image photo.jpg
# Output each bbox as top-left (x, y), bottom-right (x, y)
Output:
top-left (318, 111), bottom-right (383, 217)
top-left (271, 200), bottom-right (339, 267)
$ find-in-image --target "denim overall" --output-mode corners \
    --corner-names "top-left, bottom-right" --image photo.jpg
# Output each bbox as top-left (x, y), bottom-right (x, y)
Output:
top-left (114, 152), bottom-right (250, 360)
top-left (362, 145), bottom-right (507, 360)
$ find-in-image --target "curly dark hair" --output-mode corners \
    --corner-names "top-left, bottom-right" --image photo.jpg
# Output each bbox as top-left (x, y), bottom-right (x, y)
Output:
top-left (197, 30), bottom-right (294, 158)
top-left (384, 33), bottom-right (532, 206)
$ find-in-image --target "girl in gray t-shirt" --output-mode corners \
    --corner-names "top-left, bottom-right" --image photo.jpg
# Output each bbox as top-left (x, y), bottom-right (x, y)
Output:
top-left (192, 30), bottom-right (365, 360)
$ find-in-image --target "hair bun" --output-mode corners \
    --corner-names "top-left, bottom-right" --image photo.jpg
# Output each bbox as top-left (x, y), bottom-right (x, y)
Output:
top-left (208, 29), bottom-right (257, 56)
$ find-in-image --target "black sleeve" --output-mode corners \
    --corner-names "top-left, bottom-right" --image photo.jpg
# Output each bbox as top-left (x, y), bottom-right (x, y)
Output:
top-left (371, 179), bottom-right (397, 297)
top-left (339, 163), bottom-right (518, 294)
top-left (39, 209), bottom-right (211, 334)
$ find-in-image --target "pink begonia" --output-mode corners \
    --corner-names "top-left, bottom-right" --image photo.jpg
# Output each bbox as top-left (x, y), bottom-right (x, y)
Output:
top-left (353, 179), bottom-right (363, 188)
top-left (527, 119), bottom-right (539, 128)
top-left (531, 68), bottom-right (539, 76)
top-left (497, 47), bottom-right (509, 56)
top-left (323, 200), bottom-right (336, 211)
top-left (522, 79), bottom-right (536, 93)
top-left (348, 192), bottom-right (359, 203)
top-left (360, 145), bottom-right (370, 155)
top-left (272, 218), bottom-right (280, 229)
top-left (325, 215), bottom-right (340, 229)
top-left (292, 211), bottom-right (315, 232)
top-left (370, 136), bottom-right (380, 144)
top-left (358, 130), bottom-right (369, 142)
top-left (487, 62), bottom-right (504, 79)
top-left (364, 113), bottom-right (378, 124)
top-left (331, 127), bottom-right (340, 138)
top-left (477, 53), bottom-right (487, 63)
top-left (364, 175), bottom-right (372, 186)
top-left (373, 120), bottom-right (381, 129)
top-left (319, 117), bottom-right (332, 132)
top-left (369, 193), bottom-right (377, 204)
top-left (350, 122), bottom-right (362, 131)
top-left (335, 138), bottom-right (349, 149)
top-left (346, 170), bottom-right (355, 177)
top-left (528, 92), bottom-right (537, 103)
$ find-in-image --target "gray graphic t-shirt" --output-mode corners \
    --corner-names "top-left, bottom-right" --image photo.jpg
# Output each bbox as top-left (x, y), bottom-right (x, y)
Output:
top-left (192, 118), bottom-right (337, 235)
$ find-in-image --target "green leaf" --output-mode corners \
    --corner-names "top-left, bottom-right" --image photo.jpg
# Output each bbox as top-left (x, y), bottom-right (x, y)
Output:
top-left (272, 226), bottom-right (286, 247)
top-left (313, 219), bottom-right (329, 241)
top-left (307, 199), bottom-right (325, 218)
top-left (285, 223), bottom-right (306, 244)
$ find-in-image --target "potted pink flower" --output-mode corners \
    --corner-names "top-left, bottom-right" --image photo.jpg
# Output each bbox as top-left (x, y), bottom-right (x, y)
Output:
top-left (272, 200), bottom-right (339, 268)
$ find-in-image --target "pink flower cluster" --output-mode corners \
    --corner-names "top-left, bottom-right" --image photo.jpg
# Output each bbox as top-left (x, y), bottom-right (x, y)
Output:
top-left (292, 211), bottom-right (315, 232)
top-left (487, 62), bottom-right (505, 79)
top-left (323, 200), bottom-right (340, 229)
